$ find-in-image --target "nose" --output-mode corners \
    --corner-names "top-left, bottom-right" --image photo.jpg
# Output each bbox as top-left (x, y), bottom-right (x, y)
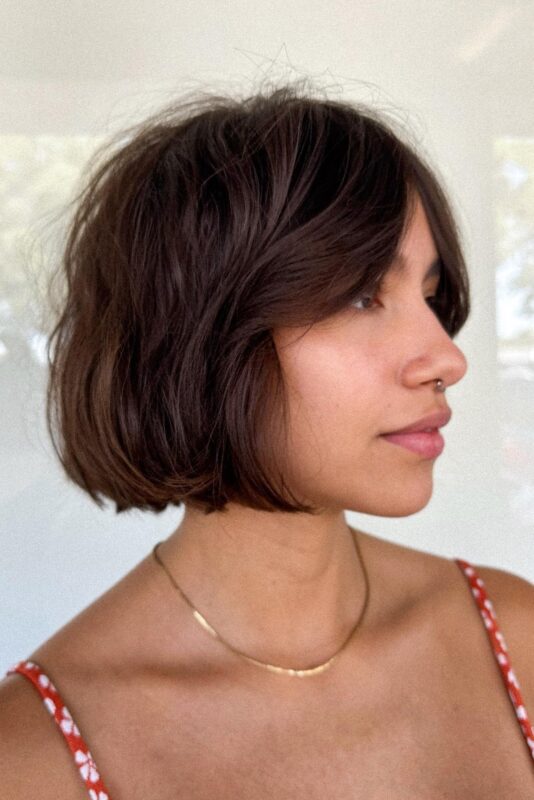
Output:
top-left (401, 317), bottom-right (468, 391)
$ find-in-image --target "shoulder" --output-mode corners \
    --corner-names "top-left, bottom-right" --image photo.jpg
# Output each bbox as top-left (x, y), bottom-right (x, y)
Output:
top-left (471, 561), bottom-right (534, 642)
top-left (0, 671), bottom-right (88, 799)
top-left (0, 557), bottom-right (153, 800)
top-left (359, 529), bottom-right (534, 674)
top-left (469, 562), bottom-right (534, 720)
top-left (472, 561), bottom-right (534, 606)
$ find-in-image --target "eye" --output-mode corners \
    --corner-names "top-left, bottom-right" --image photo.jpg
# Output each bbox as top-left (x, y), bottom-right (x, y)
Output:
top-left (351, 293), bottom-right (439, 313)
top-left (351, 294), bottom-right (379, 312)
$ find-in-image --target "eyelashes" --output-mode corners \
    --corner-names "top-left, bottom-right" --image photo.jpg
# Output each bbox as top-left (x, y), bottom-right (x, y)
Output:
top-left (351, 293), bottom-right (440, 313)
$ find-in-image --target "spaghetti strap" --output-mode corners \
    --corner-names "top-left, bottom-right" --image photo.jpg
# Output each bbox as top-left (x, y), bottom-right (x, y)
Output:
top-left (6, 562), bottom-right (534, 788)
top-left (455, 558), bottom-right (534, 763)
top-left (6, 660), bottom-right (113, 800)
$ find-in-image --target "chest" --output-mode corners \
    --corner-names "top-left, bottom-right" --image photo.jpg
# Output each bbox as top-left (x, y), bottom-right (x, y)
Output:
top-left (89, 656), bottom-right (532, 800)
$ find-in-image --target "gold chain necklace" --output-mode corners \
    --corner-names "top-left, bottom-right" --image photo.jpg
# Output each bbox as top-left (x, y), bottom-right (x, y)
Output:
top-left (152, 525), bottom-right (370, 677)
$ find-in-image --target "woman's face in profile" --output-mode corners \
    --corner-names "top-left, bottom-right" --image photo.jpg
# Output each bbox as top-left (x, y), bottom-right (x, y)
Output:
top-left (271, 195), bottom-right (468, 519)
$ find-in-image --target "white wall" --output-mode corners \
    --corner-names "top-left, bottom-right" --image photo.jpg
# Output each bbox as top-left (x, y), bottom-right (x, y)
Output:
top-left (1, 0), bottom-right (533, 673)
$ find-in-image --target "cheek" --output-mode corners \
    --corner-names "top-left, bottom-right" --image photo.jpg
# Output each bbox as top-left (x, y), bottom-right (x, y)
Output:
top-left (272, 332), bottom-right (436, 514)
top-left (283, 350), bottom-right (381, 461)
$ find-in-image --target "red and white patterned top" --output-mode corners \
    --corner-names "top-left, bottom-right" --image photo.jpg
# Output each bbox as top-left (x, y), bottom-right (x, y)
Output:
top-left (455, 558), bottom-right (534, 762)
top-left (5, 559), bottom-right (534, 797)
top-left (6, 658), bottom-right (113, 799)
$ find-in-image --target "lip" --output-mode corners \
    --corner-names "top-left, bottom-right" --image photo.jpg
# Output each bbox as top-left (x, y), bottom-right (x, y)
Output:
top-left (380, 430), bottom-right (445, 458)
top-left (381, 408), bottom-right (452, 435)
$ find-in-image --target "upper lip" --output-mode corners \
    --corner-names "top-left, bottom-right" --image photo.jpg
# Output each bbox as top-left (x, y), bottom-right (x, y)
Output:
top-left (382, 408), bottom-right (452, 435)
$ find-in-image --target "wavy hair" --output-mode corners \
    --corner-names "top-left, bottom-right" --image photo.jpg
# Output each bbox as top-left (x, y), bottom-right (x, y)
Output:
top-left (45, 81), bottom-right (470, 516)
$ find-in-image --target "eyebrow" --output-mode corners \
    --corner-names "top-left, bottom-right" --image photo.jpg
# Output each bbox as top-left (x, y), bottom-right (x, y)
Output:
top-left (390, 254), bottom-right (442, 281)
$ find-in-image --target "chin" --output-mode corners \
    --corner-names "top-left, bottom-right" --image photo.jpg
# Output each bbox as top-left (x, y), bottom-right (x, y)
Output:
top-left (347, 484), bottom-right (434, 517)
top-left (377, 502), bottom-right (430, 518)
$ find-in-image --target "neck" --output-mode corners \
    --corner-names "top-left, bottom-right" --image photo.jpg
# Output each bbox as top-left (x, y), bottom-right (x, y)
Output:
top-left (157, 504), bottom-right (368, 670)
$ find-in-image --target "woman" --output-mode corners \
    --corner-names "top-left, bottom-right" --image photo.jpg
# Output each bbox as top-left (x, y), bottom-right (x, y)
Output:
top-left (1, 81), bottom-right (533, 797)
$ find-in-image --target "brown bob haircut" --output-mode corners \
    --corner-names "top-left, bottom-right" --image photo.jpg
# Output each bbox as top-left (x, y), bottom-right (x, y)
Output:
top-left (45, 80), bottom-right (470, 517)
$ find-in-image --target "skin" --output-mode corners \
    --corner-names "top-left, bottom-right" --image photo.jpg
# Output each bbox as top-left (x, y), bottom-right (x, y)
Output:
top-left (155, 192), bottom-right (468, 671)
top-left (3, 193), bottom-right (534, 797)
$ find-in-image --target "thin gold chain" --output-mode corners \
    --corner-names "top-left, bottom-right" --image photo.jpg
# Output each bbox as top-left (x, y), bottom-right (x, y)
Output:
top-left (152, 525), bottom-right (370, 677)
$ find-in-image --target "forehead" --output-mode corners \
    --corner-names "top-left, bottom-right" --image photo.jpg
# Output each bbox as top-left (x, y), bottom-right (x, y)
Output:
top-left (388, 196), bottom-right (441, 282)
top-left (389, 252), bottom-right (442, 282)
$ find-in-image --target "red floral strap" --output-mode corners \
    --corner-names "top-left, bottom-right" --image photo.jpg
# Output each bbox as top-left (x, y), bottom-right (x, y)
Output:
top-left (6, 660), bottom-right (112, 799)
top-left (455, 558), bottom-right (534, 763)
top-left (7, 562), bottom-right (534, 788)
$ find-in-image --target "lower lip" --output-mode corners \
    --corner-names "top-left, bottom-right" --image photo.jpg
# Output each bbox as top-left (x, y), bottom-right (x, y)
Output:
top-left (380, 430), bottom-right (445, 458)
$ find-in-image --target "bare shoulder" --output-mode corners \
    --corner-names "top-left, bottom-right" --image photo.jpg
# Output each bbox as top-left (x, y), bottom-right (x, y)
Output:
top-left (0, 554), bottom-right (161, 800)
top-left (472, 561), bottom-right (534, 651)
top-left (0, 554), bottom-right (157, 800)
top-left (472, 560), bottom-right (534, 602)
top-left (473, 560), bottom-right (534, 612)
top-left (470, 562), bottom-right (534, 716)
top-left (0, 672), bottom-right (88, 800)
top-left (354, 527), bottom-right (461, 605)
top-left (356, 528), bottom-right (534, 650)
